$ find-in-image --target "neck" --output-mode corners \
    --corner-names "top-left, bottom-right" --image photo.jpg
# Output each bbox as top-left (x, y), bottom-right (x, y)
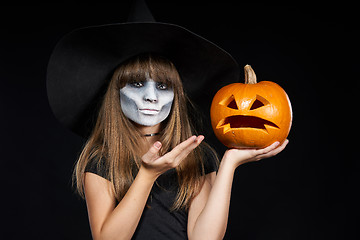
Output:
top-left (132, 122), bottom-right (163, 155)
top-left (142, 127), bottom-right (162, 151)
top-left (135, 123), bottom-right (162, 136)
top-left (143, 132), bottom-right (160, 137)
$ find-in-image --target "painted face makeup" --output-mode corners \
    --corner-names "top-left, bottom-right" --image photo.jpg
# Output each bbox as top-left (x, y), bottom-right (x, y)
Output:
top-left (119, 76), bottom-right (174, 127)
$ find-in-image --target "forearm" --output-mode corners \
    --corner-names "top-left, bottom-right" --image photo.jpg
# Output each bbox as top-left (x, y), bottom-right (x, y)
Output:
top-left (190, 158), bottom-right (236, 240)
top-left (189, 141), bottom-right (287, 240)
top-left (99, 168), bottom-right (156, 240)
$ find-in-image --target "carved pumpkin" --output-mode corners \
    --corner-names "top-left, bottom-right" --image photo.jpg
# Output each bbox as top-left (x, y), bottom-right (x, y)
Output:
top-left (210, 65), bottom-right (292, 149)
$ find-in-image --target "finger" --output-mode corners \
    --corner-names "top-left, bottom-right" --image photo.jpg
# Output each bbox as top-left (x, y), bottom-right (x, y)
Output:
top-left (166, 136), bottom-right (197, 159)
top-left (254, 141), bottom-right (280, 157)
top-left (270, 139), bottom-right (289, 156)
top-left (256, 139), bottom-right (289, 160)
top-left (142, 141), bottom-right (162, 162)
top-left (193, 135), bottom-right (204, 145)
top-left (174, 135), bottom-right (204, 165)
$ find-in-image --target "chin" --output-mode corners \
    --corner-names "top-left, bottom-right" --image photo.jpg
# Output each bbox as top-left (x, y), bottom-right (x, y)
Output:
top-left (131, 117), bottom-right (160, 127)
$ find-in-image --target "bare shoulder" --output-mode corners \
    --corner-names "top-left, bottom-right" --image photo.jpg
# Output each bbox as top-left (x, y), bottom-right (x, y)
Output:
top-left (84, 172), bottom-right (115, 198)
top-left (84, 172), bottom-right (117, 238)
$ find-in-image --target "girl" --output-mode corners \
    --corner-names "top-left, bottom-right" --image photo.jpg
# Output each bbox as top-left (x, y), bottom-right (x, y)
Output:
top-left (72, 53), bottom-right (288, 239)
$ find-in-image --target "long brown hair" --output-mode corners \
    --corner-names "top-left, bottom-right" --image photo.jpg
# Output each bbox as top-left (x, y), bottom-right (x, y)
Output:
top-left (73, 53), bottom-right (218, 210)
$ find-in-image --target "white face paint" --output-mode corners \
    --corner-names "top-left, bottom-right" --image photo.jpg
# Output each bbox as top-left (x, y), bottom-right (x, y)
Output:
top-left (119, 76), bottom-right (174, 127)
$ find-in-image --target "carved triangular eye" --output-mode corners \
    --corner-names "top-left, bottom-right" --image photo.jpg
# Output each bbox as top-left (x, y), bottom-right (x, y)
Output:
top-left (250, 99), bottom-right (264, 110)
top-left (227, 99), bottom-right (238, 109)
top-left (250, 95), bottom-right (269, 110)
top-left (219, 95), bottom-right (239, 109)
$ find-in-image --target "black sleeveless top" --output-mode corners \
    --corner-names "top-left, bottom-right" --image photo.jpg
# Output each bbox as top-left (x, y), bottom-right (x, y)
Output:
top-left (85, 149), bottom-right (218, 240)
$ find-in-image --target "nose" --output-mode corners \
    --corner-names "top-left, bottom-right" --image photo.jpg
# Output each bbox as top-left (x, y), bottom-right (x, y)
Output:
top-left (143, 82), bottom-right (158, 103)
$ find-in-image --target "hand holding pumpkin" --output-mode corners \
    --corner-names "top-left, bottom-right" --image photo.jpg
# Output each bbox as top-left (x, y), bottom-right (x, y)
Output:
top-left (222, 139), bottom-right (289, 168)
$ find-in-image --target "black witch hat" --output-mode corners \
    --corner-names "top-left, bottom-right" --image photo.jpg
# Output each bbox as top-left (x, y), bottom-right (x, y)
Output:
top-left (47, 0), bottom-right (240, 138)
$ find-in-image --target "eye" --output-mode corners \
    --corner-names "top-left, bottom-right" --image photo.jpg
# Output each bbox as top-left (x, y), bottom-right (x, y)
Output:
top-left (219, 95), bottom-right (239, 110)
top-left (250, 95), bottom-right (269, 110)
top-left (130, 81), bottom-right (144, 88)
top-left (219, 95), bottom-right (239, 109)
top-left (227, 98), bottom-right (238, 109)
top-left (157, 82), bottom-right (168, 90)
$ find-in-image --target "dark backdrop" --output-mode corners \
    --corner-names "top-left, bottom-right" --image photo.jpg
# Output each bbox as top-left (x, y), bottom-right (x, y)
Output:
top-left (1, 2), bottom-right (358, 239)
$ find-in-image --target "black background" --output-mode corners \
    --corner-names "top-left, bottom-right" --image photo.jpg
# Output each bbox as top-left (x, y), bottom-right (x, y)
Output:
top-left (1, 2), bottom-right (359, 239)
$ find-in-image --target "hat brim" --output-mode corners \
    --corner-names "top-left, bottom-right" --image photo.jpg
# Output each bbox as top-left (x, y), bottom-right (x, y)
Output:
top-left (47, 22), bottom-right (239, 138)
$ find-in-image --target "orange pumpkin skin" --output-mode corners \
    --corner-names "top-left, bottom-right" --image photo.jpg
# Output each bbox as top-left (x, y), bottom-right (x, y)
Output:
top-left (210, 66), bottom-right (292, 149)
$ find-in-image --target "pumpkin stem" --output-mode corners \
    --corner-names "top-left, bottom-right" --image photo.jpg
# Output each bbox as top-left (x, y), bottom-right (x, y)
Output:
top-left (244, 65), bottom-right (257, 84)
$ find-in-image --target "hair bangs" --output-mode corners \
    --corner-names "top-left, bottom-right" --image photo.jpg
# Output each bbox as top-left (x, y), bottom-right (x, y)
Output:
top-left (117, 53), bottom-right (180, 90)
top-left (148, 56), bottom-right (179, 89)
top-left (117, 56), bottom-right (149, 89)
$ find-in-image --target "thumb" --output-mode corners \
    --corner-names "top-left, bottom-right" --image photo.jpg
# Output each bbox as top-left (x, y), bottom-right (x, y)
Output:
top-left (142, 141), bottom-right (162, 162)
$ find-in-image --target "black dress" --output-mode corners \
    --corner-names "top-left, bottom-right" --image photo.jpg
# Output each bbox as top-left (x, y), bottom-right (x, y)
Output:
top-left (85, 150), bottom-right (218, 240)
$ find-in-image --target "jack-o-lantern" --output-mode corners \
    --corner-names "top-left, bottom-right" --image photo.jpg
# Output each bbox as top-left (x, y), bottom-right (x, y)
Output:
top-left (210, 65), bottom-right (292, 149)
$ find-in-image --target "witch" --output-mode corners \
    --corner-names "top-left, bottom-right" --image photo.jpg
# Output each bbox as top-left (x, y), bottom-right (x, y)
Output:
top-left (47, 1), bottom-right (288, 239)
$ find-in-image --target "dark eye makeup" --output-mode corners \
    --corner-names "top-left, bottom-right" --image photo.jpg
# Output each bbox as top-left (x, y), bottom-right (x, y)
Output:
top-left (130, 81), bottom-right (144, 88)
top-left (157, 82), bottom-right (168, 90)
top-left (128, 81), bottom-right (170, 90)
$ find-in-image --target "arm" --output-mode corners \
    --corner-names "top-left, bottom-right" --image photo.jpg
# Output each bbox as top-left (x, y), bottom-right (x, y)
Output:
top-left (85, 168), bottom-right (156, 240)
top-left (84, 135), bottom-right (204, 240)
top-left (188, 140), bottom-right (289, 240)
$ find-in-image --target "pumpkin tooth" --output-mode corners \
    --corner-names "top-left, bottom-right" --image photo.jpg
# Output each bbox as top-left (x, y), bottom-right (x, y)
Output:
top-left (222, 124), bottom-right (232, 134)
top-left (216, 119), bottom-right (232, 133)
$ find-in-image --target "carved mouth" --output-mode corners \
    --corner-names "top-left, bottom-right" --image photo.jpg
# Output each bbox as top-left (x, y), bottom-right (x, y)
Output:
top-left (216, 115), bottom-right (279, 133)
